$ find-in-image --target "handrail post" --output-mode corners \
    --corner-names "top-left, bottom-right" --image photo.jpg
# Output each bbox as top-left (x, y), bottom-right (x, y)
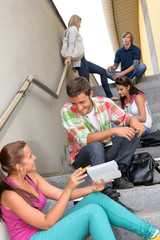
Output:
top-left (56, 64), bottom-right (68, 96)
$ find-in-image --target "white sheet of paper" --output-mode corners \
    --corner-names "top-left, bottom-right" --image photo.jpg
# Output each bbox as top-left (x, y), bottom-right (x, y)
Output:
top-left (87, 160), bottom-right (121, 182)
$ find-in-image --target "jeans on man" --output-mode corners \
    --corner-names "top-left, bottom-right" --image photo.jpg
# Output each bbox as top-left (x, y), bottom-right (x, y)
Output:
top-left (106, 63), bottom-right (146, 81)
top-left (75, 57), bottom-right (113, 98)
top-left (73, 134), bottom-right (140, 189)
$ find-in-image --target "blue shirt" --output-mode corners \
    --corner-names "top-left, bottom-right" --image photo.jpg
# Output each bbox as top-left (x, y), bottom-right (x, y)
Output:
top-left (114, 45), bottom-right (141, 77)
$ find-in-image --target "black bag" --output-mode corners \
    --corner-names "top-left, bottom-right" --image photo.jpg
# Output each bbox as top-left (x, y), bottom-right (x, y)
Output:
top-left (129, 152), bottom-right (160, 186)
top-left (141, 130), bottom-right (160, 147)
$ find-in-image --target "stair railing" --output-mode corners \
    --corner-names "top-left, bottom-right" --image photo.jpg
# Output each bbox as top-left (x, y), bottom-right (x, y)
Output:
top-left (0, 64), bottom-right (68, 131)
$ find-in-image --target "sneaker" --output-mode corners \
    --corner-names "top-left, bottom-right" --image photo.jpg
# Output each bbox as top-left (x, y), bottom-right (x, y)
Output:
top-left (131, 76), bottom-right (137, 85)
top-left (102, 187), bottom-right (135, 212)
top-left (113, 176), bottom-right (134, 189)
top-left (101, 187), bottom-right (120, 199)
top-left (148, 233), bottom-right (160, 239)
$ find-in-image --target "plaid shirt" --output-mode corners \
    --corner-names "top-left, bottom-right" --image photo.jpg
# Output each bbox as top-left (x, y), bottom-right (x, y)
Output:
top-left (61, 97), bottom-right (131, 166)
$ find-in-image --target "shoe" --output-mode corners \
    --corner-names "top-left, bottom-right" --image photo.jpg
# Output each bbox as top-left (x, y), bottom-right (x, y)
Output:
top-left (113, 176), bottom-right (134, 189)
top-left (101, 187), bottom-right (120, 199)
top-left (148, 233), bottom-right (160, 239)
top-left (113, 163), bottom-right (134, 189)
top-left (102, 187), bottom-right (135, 212)
top-left (131, 76), bottom-right (137, 85)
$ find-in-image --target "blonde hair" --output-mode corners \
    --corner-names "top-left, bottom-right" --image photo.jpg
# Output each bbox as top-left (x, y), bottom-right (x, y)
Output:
top-left (68, 15), bottom-right (81, 28)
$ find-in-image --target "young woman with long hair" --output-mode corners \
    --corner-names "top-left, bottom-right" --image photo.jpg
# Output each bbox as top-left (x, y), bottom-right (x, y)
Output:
top-left (62, 15), bottom-right (118, 100)
top-left (0, 141), bottom-right (159, 240)
top-left (115, 76), bottom-right (152, 136)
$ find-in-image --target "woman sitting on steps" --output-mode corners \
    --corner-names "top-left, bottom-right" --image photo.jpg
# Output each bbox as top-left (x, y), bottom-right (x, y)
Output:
top-left (115, 76), bottom-right (152, 136)
top-left (0, 141), bottom-right (159, 240)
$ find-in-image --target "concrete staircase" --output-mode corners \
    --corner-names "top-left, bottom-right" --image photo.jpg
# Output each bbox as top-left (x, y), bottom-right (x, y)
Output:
top-left (44, 74), bottom-right (160, 239)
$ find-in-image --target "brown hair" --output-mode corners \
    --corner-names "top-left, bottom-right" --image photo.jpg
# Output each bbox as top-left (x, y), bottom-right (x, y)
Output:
top-left (0, 141), bottom-right (39, 221)
top-left (68, 15), bottom-right (81, 28)
top-left (66, 77), bottom-right (91, 97)
top-left (122, 32), bottom-right (133, 44)
top-left (115, 76), bottom-right (144, 108)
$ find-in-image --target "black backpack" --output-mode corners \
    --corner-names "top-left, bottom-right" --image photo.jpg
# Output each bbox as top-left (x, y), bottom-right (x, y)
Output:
top-left (140, 130), bottom-right (160, 147)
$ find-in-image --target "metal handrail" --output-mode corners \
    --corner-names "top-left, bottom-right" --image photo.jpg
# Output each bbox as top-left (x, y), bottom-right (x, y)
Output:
top-left (0, 64), bottom-right (68, 131)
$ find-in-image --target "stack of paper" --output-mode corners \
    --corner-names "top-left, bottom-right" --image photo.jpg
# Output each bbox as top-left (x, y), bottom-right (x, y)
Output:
top-left (87, 160), bottom-right (121, 182)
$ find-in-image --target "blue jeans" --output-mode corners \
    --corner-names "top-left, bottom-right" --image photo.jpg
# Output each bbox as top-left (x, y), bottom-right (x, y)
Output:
top-left (74, 134), bottom-right (140, 188)
top-left (75, 57), bottom-right (113, 98)
top-left (141, 125), bottom-right (151, 137)
top-left (107, 63), bottom-right (146, 81)
top-left (31, 193), bottom-right (157, 240)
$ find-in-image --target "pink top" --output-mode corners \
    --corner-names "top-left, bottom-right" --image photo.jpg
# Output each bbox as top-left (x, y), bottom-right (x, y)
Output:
top-left (1, 176), bottom-right (46, 240)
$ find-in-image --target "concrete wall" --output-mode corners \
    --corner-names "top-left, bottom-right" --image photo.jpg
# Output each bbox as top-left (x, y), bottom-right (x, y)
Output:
top-left (0, 0), bottom-right (75, 175)
top-left (146, 0), bottom-right (160, 73)
top-left (139, 0), bottom-right (160, 76)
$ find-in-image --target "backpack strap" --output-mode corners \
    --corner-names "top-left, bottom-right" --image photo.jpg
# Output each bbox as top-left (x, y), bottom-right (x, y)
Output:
top-left (155, 165), bottom-right (160, 174)
top-left (152, 160), bottom-right (160, 173)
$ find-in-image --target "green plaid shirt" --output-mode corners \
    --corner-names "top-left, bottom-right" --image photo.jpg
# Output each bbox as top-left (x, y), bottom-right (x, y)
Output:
top-left (61, 97), bottom-right (131, 166)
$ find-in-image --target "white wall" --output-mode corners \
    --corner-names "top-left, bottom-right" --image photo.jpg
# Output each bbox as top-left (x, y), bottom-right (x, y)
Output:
top-left (0, 0), bottom-right (74, 175)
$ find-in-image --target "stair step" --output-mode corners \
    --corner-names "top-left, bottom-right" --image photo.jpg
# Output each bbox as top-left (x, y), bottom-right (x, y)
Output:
top-left (118, 184), bottom-right (160, 211)
top-left (136, 146), bottom-right (160, 159)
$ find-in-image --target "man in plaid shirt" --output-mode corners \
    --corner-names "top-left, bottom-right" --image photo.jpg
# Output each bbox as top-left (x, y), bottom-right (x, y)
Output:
top-left (61, 77), bottom-right (145, 202)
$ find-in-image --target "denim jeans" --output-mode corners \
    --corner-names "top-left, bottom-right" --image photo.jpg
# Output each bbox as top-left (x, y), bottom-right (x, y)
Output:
top-left (106, 63), bottom-right (146, 81)
top-left (141, 125), bottom-right (151, 137)
top-left (75, 57), bottom-right (113, 98)
top-left (74, 134), bottom-right (140, 189)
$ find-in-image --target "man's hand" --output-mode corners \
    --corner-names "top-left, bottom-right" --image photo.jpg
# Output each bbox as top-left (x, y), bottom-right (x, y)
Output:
top-left (129, 117), bottom-right (145, 137)
top-left (112, 72), bottom-right (123, 80)
top-left (106, 66), bottom-right (112, 72)
top-left (112, 127), bottom-right (136, 141)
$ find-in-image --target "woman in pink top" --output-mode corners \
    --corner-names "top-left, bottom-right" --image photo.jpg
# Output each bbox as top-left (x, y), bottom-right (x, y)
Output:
top-left (0, 141), bottom-right (159, 240)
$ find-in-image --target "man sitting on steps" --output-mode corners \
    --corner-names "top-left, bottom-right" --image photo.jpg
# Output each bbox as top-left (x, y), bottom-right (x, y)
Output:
top-left (106, 31), bottom-right (146, 84)
top-left (61, 76), bottom-right (145, 203)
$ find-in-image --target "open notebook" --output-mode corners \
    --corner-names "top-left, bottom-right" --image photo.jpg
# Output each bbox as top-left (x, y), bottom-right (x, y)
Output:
top-left (87, 160), bottom-right (121, 183)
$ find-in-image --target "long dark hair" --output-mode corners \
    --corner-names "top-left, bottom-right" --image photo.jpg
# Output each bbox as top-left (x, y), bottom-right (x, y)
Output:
top-left (115, 76), bottom-right (144, 108)
top-left (0, 141), bottom-right (39, 221)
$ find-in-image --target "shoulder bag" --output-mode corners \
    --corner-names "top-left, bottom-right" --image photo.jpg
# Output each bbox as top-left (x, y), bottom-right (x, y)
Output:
top-left (61, 29), bottom-right (84, 61)
top-left (129, 152), bottom-right (160, 186)
top-left (140, 130), bottom-right (160, 147)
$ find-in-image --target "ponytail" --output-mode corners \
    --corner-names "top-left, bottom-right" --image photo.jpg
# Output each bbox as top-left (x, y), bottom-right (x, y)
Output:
top-left (0, 141), bottom-right (39, 221)
top-left (0, 173), bottom-right (39, 221)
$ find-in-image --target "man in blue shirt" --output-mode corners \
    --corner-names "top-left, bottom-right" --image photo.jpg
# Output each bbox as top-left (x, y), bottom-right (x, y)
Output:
top-left (106, 32), bottom-right (146, 84)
